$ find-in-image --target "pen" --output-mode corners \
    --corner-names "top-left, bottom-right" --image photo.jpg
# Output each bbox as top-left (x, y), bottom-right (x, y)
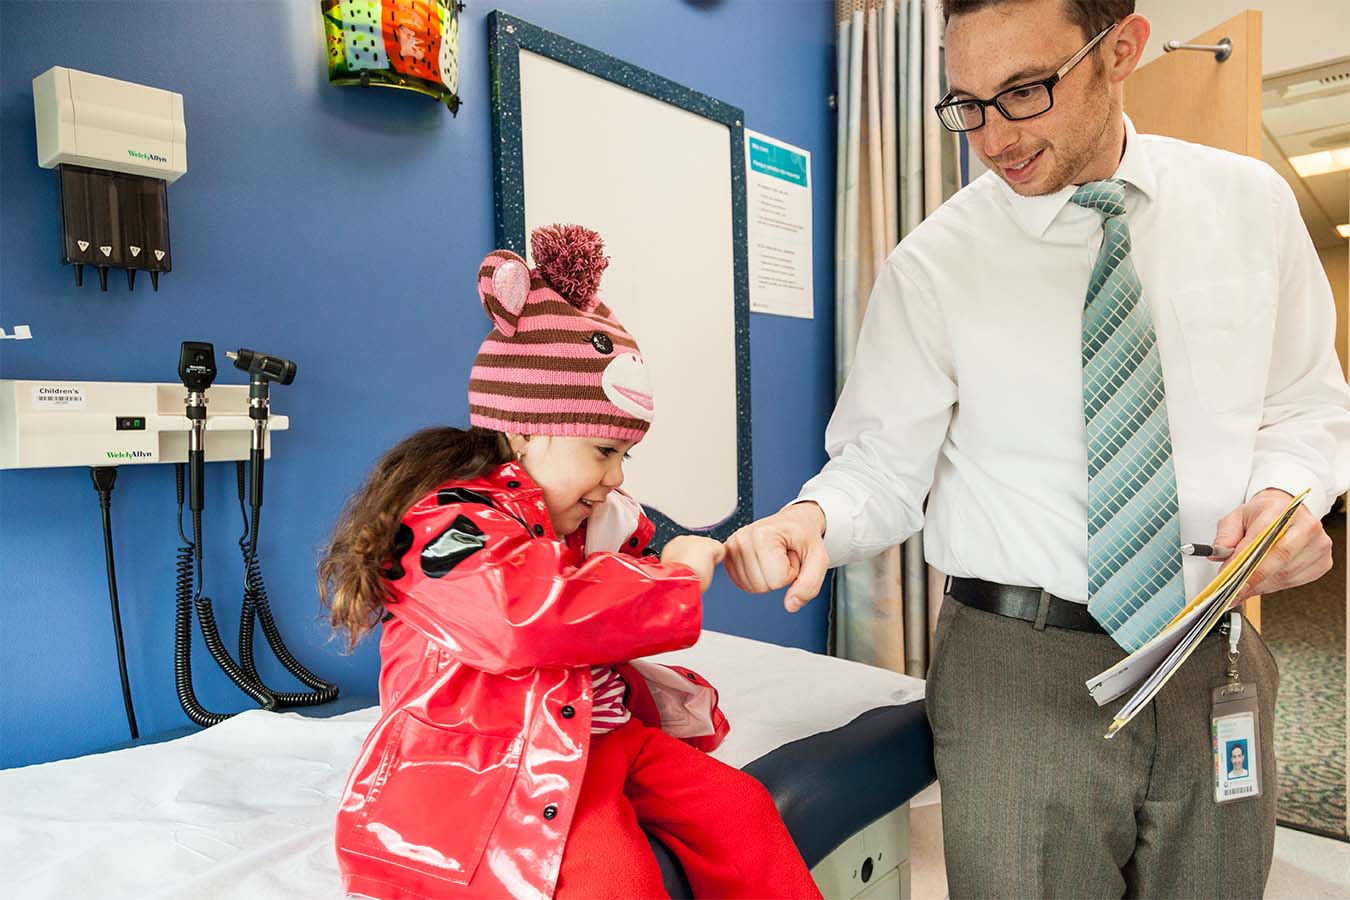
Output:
top-left (1180, 542), bottom-right (1234, 560)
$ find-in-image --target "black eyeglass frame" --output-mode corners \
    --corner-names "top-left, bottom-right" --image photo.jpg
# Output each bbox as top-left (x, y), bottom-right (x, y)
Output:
top-left (934, 21), bottom-right (1119, 133)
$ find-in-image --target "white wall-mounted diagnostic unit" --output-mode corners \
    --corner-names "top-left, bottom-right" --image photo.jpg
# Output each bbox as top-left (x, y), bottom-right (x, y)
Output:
top-left (0, 381), bottom-right (287, 470)
top-left (33, 66), bottom-right (186, 292)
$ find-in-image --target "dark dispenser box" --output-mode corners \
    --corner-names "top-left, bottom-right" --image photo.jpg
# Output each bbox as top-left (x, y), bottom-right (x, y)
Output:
top-left (56, 164), bottom-right (171, 291)
top-left (117, 173), bottom-right (171, 291)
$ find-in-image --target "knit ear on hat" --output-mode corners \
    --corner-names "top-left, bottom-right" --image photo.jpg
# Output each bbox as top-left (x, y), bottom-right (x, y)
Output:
top-left (477, 250), bottom-right (532, 337)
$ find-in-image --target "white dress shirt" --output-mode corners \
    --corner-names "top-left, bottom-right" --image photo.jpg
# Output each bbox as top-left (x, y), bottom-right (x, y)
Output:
top-left (798, 116), bottom-right (1350, 604)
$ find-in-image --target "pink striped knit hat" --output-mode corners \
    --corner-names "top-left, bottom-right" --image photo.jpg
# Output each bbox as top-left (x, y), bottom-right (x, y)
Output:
top-left (469, 224), bottom-right (654, 442)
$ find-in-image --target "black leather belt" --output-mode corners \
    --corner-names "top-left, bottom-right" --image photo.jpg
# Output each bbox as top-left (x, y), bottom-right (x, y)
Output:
top-left (947, 577), bottom-right (1107, 634)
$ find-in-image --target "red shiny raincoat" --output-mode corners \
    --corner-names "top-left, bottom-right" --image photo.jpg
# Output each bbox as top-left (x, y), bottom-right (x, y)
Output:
top-left (335, 462), bottom-right (728, 899)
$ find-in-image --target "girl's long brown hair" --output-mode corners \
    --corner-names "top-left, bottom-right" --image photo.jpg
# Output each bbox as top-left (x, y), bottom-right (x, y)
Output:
top-left (319, 426), bottom-right (512, 651)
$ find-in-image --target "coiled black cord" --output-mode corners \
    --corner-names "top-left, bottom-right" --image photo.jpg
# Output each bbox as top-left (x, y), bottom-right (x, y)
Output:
top-left (174, 465), bottom-right (229, 727)
top-left (174, 539), bottom-right (230, 727)
top-left (173, 464), bottom-right (275, 727)
top-left (191, 504), bottom-right (276, 709)
top-left (235, 461), bottom-right (338, 707)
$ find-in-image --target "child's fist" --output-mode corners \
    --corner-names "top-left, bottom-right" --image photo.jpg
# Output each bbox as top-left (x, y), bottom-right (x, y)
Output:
top-left (661, 536), bottom-right (726, 592)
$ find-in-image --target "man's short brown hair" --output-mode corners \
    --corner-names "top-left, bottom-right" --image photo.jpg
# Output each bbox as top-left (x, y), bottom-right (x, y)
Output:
top-left (942, 1), bottom-right (1134, 40)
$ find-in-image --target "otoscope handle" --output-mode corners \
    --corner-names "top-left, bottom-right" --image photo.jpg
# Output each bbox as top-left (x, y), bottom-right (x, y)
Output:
top-left (189, 450), bottom-right (205, 512)
top-left (250, 448), bottom-right (265, 510)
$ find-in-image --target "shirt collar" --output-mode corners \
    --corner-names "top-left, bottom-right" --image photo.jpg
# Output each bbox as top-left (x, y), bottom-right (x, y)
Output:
top-left (999, 113), bottom-right (1157, 240)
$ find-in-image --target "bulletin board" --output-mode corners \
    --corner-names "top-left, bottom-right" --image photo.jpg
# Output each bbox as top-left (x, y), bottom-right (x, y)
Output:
top-left (489, 11), bottom-right (752, 544)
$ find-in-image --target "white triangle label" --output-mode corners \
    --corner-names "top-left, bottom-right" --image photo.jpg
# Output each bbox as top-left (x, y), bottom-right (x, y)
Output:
top-left (130, 246), bottom-right (142, 256)
top-left (100, 246), bottom-right (112, 257)
top-left (154, 250), bottom-right (166, 261)
top-left (77, 240), bottom-right (90, 251)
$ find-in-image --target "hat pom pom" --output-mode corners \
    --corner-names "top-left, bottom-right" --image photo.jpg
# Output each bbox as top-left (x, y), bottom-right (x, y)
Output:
top-left (531, 224), bottom-right (609, 312)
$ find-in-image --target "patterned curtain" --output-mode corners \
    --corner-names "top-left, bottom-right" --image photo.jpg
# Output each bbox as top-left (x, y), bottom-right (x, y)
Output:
top-left (831, 0), bottom-right (961, 674)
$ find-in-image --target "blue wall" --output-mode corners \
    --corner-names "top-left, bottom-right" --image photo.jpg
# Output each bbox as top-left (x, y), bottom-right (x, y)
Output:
top-left (0, 0), bottom-right (836, 768)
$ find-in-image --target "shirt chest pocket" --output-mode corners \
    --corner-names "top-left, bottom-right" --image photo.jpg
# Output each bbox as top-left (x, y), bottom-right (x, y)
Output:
top-left (1168, 271), bottom-right (1277, 412)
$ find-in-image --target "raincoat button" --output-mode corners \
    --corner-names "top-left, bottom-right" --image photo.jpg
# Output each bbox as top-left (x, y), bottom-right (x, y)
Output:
top-left (629, 537), bottom-right (639, 548)
top-left (686, 672), bottom-right (699, 682)
top-left (543, 804), bottom-right (558, 820)
top-left (507, 480), bottom-right (521, 488)
top-left (561, 705), bottom-right (575, 718)
top-left (533, 524), bottom-right (545, 536)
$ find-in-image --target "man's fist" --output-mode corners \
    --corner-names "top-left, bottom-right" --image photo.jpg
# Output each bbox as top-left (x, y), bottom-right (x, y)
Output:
top-left (724, 503), bottom-right (831, 612)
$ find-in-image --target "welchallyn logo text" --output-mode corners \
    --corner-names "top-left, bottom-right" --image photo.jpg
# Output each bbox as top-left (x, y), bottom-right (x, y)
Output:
top-left (106, 450), bottom-right (153, 460)
top-left (127, 149), bottom-right (167, 163)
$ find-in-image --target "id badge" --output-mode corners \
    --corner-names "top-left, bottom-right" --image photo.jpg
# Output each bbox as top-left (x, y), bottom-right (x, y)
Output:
top-left (1212, 682), bottom-right (1261, 803)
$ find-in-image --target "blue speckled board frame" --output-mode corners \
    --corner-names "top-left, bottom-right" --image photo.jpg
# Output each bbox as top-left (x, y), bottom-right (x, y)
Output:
top-left (488, 10), bottom-right (753, 547)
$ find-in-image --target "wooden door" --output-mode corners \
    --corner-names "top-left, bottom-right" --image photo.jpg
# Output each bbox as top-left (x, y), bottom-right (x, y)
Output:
top-left (1126, 10), bottom-right (1262, 157)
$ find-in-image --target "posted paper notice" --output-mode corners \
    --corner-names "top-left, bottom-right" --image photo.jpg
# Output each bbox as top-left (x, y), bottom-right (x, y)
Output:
top-left (745, 130), bottom-right (813, 318)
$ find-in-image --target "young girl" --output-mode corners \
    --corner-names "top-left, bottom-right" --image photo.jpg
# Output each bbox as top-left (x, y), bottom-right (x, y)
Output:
top-left (320, 225), bottom-right (822, 900)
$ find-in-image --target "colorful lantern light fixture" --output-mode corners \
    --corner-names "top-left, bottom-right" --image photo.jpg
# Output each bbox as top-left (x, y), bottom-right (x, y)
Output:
top-left (322, 0), bottom-right (463, 114)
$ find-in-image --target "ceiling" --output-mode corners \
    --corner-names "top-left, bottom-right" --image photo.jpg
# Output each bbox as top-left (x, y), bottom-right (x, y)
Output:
top-left (1263, 56), bottom-right (1350, 250)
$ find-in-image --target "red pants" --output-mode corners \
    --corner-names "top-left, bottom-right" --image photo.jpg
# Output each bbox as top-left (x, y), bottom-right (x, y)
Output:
top-left (553, 720), bottom-right (822, 900)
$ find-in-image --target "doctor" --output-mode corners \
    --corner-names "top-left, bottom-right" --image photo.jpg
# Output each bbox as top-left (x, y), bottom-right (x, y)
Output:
top-left (724, 1), bottom-right (1350, 896)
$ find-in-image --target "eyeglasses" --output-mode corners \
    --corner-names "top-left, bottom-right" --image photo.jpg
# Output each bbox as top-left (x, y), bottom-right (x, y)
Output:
top-left (934, 22), bottom-right (1118, 133)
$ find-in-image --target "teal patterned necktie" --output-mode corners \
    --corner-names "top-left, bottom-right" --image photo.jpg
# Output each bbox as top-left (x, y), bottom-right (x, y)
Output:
top-left (1075, 180), bottom-right (1185, 652)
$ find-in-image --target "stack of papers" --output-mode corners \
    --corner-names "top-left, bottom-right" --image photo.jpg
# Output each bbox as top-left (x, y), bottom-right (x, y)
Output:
top-left (1085, 489), bottom-right (1309, 739)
